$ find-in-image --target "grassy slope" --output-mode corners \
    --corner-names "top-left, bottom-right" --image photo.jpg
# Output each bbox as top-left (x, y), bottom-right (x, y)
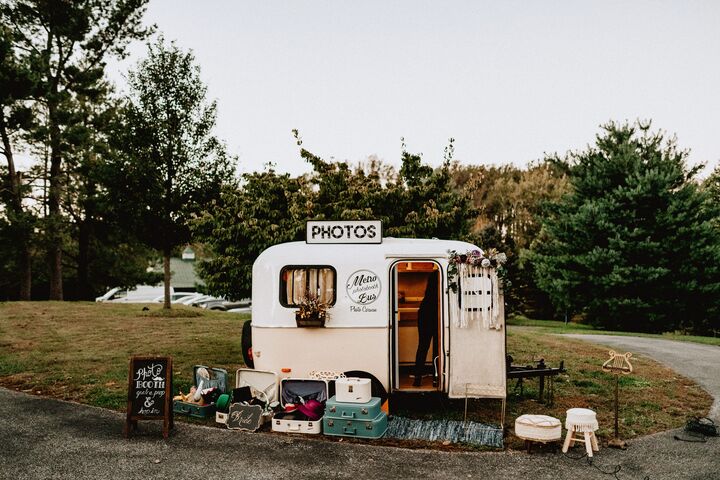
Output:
top-left (508, 315), bottom-right (720, 347)
top-left (0, 302), bottom-right (713, 449)
top-left (0, 302), bottom-right (248, 409)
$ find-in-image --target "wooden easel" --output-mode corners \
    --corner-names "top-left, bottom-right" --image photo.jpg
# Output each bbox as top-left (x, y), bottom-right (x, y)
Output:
top-left (124, 356), bottom-right (174, 439)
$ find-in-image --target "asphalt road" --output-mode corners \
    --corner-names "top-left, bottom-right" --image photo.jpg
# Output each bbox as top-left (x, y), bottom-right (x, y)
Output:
top-left (2, 387), bottom-right (719, 478)
top-left (563, 335), bottom-right (720, 421)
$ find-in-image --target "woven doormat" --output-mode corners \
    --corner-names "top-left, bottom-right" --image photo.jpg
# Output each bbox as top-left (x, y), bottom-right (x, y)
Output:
top-left (385, 416), bottom-right (504, 448)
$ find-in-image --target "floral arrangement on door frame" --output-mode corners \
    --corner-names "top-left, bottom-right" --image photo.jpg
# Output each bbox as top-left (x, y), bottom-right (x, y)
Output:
top-left (446, 248), bottom-right (507, 293)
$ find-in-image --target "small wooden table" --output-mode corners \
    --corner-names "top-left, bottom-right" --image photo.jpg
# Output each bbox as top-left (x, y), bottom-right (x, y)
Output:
top-left (507, 357), bottom-right (565, 404)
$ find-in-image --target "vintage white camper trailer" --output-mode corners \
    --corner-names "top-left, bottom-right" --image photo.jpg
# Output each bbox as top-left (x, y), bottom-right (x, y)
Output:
top-left (247, 221), bottom-right (506, 402)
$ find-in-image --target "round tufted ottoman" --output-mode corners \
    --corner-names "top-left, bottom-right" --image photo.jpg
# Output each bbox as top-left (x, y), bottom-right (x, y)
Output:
top-left (563, 408), bottom-right (600, 457)
top-left (515, 414), bottom-right (562, 452)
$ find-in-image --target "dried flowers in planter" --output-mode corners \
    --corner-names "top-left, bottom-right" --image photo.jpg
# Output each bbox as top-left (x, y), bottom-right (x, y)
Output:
top-left (295, 295), bottom-right (332, 327)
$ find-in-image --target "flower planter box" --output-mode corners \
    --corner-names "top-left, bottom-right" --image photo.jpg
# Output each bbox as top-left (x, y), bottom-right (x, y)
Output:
top-left (295, 312), bottom-right (326, 328)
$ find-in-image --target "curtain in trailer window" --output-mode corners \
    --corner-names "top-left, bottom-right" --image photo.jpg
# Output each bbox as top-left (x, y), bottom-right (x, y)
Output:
top-left (308, 269), bottom-right (319, 303)
top-left (292, 269), bottom-right (306, 304)
top-left (318, 268), bottom-right (333, 304)
top-left (283, 267), bottom-right (335, 306)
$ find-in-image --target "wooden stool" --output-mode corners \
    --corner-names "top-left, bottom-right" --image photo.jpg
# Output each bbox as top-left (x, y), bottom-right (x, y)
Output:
top-left (563, 408), bottom-right (599, 457)
top-left (515, 414), bottom-right (562, 453)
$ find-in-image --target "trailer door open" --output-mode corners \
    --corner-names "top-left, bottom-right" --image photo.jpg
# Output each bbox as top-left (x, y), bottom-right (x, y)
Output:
top-left (391, 260), bottom-right (442, 392)
top-left (447, 271), bottom-right (506, 400)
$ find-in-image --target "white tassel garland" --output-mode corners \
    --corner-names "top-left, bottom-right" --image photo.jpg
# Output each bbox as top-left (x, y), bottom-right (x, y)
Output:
top-left (452, 264), bottom-right (501, 330)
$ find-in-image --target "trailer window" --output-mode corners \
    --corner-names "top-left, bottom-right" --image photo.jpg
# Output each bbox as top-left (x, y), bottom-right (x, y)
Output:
top-left (280, 266), bottom-right (336, 307)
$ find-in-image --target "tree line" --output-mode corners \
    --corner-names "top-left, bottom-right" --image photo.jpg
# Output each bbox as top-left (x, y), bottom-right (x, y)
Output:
top-left (1, 1), bottom-right (719, 335)
top-left (0, 1), bottom-right (230, 307)
top-left (193, 124), bottom-right (720, 336)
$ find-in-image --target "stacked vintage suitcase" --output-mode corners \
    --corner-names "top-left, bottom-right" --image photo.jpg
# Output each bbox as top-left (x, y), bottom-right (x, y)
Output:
top-left (323, 377), bottom-right (388, 439)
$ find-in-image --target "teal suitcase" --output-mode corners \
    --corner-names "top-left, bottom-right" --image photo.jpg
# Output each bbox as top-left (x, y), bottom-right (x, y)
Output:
top-left (325, 396), bottom-right (382, 421)
top-left (173, 365), bottom-right (228, 419)
top-left (323, 396), bottom-right (387, 439)
top-left (323, 412), bottom-right (388, 439)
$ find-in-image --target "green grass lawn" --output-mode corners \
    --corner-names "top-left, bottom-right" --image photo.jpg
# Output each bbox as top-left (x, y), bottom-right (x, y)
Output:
top-left (502, 326), bottom-right (710, 448)
top-left (508, 314), bottom-right (720, 347)
top-left (0, 302), bottom-right (248, 410)
top-left (0, 302), bottom-right (713, 450)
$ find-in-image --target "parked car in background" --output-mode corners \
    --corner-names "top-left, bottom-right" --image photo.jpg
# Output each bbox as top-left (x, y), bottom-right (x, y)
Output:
top-left (96, 287), bottom-right (123, 302)
top-left (152, 292), bottom-right (198, 303)
top-left (96, 285), bottom-right (172, 303)
top-left (170, 292), bottom-right (204, 305)
top-left (200, 298), bottom-right (252, 311)
top-left (227, 305), bottom-right (252, 314)
top-left (181, 294), bottom-right (215, 306)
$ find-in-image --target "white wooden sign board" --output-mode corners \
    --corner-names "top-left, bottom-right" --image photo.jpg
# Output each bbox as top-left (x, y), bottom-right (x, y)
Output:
top-left (306, 220), bottom-right (382, 244)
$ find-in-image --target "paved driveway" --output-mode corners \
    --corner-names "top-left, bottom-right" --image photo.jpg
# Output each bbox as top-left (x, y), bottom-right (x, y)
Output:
top-left (563, 335), bottom-right (720, 421)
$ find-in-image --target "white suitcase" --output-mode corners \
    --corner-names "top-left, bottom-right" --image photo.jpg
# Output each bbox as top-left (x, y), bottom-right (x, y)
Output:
top-left (235, 368), bottom-right (279, 404)
top-left (272, 411), bottom-right (322, 434)
top-left (272, 378), bottom-right (328, 435)
top-left (335, 377), bottom-right (372, 403)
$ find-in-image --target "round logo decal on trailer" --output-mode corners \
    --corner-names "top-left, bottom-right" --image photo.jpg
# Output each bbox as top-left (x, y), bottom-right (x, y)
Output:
top-left (346, 270), bottom-right (381, 305)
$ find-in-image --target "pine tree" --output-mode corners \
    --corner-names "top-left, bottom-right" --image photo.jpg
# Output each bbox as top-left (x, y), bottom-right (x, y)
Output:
top-left (0, 23), bottom-right (34, 299)
top-left (1, 0), bottom-right (151, 299)
top-left (531, 122), bottom-right (720, 334)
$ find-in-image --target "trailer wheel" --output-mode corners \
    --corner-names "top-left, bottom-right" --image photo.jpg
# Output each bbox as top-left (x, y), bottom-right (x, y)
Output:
top-left (241, 320), bottom-right (254, 368)
top-left (343, 370), bottom-right (387, 403)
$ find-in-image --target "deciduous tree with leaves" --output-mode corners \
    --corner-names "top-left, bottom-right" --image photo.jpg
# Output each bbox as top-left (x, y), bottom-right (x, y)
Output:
top-left (194, 135), bottom-right (477, 300)
top-left (452, 161), bottom-right (569, 316)
top-left (57, 92), bottom-right (161, 299)
top-left (193, 169), bottom-right (310, 300)
top-left (107, 38), bottom-right (234, 308)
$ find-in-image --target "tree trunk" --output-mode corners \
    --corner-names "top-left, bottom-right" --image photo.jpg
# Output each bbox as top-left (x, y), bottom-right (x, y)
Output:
top-left (47, 103), bottom-right (63, 300)
top-left (163, 150), bottom-right (173, 310)
top-left (18, 244), bottom-right (32, 300)
top-left (163, 246), bottom-right (171, 309)
top-left (0, 114), bottom-right (32, 300)
top-left (77, 219), bottom-right (91, 300)
top-left (77, 176), bottom-right (96, 301)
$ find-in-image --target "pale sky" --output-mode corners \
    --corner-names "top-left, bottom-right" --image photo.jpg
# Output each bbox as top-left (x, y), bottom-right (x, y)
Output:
top-left (107, 0), bottom-right (720, 177)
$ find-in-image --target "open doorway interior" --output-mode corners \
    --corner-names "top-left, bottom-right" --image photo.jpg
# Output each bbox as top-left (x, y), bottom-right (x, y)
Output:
top-left (394, 261), bottom-right (441, 391)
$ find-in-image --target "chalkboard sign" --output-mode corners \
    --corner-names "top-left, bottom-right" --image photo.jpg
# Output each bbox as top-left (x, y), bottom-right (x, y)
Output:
top-left (124, 356), bottom-right (173, 439)
top-left (227, 403), bottom-right (264, 431)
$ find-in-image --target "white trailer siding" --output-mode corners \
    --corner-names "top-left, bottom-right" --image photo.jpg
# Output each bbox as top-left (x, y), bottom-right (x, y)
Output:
top-left (252, 327), bottom-right (389, 386)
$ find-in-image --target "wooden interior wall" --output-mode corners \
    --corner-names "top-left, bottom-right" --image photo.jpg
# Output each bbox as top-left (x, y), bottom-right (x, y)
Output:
top-left (397, 262), bottom-right (438, 364)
